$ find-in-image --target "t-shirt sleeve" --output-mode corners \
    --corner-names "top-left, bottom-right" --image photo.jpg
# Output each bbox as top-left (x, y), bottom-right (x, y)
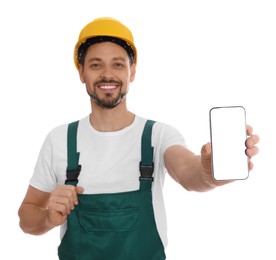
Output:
top-left (159, 123), bottom-right (186, 154)
top-left (153, 122), bottom-right (187, 170)
top-left (29, 131), bottom-right (58, 192)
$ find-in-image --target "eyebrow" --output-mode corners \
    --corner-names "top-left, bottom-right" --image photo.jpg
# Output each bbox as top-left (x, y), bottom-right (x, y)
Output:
top-left (112, 57), bottom-right (127, 62)
top-left (86, 56), bottom-right (127, 63)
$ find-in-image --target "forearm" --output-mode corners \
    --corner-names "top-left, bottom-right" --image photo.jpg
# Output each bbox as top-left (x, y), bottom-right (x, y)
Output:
top-left (165, 145), bottom-right (231, 192)
top-left (176, 155), bottom-right (217, 192)
top-left (18, 203), bottom-right (54, 235)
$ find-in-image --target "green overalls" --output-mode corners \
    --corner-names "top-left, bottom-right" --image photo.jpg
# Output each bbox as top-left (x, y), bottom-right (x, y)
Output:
top-left (58, 120), bottom-right (166, 260)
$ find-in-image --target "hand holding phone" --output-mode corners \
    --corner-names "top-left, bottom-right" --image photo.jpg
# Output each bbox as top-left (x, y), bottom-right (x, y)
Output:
top-left (209, 106), bottom-right (249, 181)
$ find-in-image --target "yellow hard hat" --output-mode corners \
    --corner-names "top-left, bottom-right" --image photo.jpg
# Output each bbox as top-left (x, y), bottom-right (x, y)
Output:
top-left (74, 17), bottom-right (137, 69)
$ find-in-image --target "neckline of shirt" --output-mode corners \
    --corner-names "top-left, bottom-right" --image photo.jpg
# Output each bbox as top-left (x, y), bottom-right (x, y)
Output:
top-left (84, 114), bottom-right (142, 136)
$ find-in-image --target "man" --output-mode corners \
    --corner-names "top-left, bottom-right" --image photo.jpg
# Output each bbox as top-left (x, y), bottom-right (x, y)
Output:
top-left (18, 17), bottom-right (259, 259)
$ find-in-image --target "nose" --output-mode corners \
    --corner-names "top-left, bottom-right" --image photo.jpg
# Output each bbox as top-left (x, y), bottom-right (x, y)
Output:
top-left (100, 69), bottom-right (114, 81)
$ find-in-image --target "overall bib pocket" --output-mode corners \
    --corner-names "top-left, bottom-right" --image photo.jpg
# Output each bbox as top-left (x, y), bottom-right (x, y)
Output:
top-left (79, 207), bottom-right (141, 232)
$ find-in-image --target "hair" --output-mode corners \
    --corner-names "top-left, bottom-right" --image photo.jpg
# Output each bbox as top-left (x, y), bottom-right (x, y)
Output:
top-left (77, 36), bottom-right (135, 66)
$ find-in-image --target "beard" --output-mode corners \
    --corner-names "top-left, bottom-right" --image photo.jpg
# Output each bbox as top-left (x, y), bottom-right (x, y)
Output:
top-left (87, 82), bottom-right (127, 109)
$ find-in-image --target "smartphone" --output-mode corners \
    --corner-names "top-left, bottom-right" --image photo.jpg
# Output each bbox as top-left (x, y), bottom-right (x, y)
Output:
top-left (209, 106), bottom-right (249, 181)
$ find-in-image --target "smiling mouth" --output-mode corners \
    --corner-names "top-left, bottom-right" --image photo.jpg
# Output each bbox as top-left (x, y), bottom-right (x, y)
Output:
top-left (99, 85), bottom-right (117, 90)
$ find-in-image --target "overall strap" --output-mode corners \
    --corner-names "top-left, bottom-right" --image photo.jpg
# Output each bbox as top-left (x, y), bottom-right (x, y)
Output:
top-left (65, 121), bottom-right (82, 186)
top-left (140, 120), bottom-right (156, 190)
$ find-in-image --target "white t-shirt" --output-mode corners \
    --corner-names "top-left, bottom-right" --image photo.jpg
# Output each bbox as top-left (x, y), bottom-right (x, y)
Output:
top-left (30, 115), bottom-right (186, 247)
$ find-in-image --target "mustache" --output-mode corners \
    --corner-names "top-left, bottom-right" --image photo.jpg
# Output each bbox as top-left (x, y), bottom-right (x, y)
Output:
top-left (94, 79), bottom-right (123, 86)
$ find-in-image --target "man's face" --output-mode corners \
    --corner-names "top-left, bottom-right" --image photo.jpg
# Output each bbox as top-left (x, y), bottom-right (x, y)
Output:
top-left (78, 41), bottom-right (136, 109)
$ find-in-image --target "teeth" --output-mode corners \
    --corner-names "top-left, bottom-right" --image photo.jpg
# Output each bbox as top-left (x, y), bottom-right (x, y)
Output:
top-left (100, 85), bottom-right (116, 89)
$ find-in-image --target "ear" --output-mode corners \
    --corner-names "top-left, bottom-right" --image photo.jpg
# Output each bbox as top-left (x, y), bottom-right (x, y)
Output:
top-left (129, 63), bottom-right (136, 83)
top-left (78, 64), bottom-right (85, 83)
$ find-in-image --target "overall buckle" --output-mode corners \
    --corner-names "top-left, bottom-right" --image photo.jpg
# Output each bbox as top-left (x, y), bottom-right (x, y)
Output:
top-left (65, 165), bottom-right (82, 184)
top-left (139, 162), bottom-right (154, 181)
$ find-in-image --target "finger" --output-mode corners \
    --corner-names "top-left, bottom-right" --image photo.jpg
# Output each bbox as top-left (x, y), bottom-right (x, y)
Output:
top-left (246, 125), bottom-right (253, 135)
top-left (246, 146), bottom-right (259, 158)
top-left (59, 196), bottom-right (75, 213)
top-left (51, 202), bottom-right (70, 216)
top-left (246, 134), bottom-right (260, 148)
top-left (59, 185), bottom-right (79, 207)
top-left (248, 160), bottom-right (254, 171)
top-left (70, 186), bottom-right (85, 206)
top-left (51, 186), bottom-right (78, 210)
top-left (49, 194), bottom-right (75, 214)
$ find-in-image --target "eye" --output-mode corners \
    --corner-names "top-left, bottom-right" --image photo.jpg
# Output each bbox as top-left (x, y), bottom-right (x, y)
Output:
top-left (114, 63), bottom-right (124, 69)
top-left (90, 63), bottom-right (101, 68)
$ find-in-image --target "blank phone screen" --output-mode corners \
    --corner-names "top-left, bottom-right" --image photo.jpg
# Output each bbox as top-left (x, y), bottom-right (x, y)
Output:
top-left (209, 106), bottom-right (249, 181)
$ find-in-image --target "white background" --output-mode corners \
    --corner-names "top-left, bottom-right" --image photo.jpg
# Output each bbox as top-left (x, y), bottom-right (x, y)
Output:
top-left (1, 0), bottom-right (275, 259)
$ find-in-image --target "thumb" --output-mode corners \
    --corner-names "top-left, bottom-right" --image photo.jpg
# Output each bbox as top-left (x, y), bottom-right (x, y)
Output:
top-left (76, 186), bottom-right (84, 194)
top-left (201, 142), bottom-right (211, 159)
top-left (201, 142), bottom-right (212, 170)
